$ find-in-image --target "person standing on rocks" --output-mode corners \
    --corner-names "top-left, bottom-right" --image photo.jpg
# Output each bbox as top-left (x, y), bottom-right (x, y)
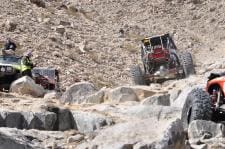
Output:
top-left (2, 38), bottom-right (17, 56)
top-left (21, 50), bottom-right (34, 77)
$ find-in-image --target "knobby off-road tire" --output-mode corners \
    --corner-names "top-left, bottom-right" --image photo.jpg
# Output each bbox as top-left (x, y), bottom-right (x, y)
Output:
top-left (181, 88), bottom-right (212, 130)
top-left (130, 65), bottom-right (146, 85)
top-left (179, 52), bottom-right (195, 77)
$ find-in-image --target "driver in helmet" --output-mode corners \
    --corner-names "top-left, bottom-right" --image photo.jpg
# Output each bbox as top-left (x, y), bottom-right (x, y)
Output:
top-left (143, 38), bottom-right (151, 51)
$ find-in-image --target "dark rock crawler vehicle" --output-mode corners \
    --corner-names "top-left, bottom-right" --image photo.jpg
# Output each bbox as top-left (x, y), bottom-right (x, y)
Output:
top-left (0, 55), bottom-right (25, 90)
top-left (130, 33), bottom-right (195, 85)
top-left (0, 55), bottom-right (59, 91)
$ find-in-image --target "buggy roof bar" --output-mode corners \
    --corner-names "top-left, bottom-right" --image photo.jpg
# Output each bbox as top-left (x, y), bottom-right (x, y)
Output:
top-left (142, 33), bottom-right (170, 41)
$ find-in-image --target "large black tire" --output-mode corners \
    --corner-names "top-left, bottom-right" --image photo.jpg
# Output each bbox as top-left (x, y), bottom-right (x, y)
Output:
top-left (130, 65), bottom-right (146, 85)
top-left (179, 52), bottom-right (195, 77)
top-left (181, 88), bottom-right (212, 130)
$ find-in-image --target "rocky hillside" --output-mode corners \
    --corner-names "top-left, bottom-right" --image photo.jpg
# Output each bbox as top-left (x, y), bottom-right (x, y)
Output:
top-left (1, 0), bottom-right (225, 148)
top-left (1, 0), bottom-right (225, 89)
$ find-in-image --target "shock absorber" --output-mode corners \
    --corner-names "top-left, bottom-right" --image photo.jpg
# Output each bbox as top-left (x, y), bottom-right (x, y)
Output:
top-left (211, 89), bottom-right (217, 106)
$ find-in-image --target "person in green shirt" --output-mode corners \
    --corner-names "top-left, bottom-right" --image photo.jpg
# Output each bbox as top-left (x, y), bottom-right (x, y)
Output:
top-left (21, 50), bottom-right (34, 77)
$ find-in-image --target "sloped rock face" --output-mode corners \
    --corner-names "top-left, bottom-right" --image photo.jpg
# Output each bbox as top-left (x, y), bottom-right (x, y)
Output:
top-left (57, 109), bottom-right (75, 131)
top-left (0, 128), bottom-right (72, 149)
top-left (10, 76), bottom-right (45, 97)
top-left (0, 128), bottom-right (34, 149)
top-left (141, 93), bottom-right (170, 106)
top-left (61, 82), bottom-right (97, 104)
top-left (188, 120), bottom-right (225, 147)
top-left (119, 105), bottom-right (181, 120)
top-left (106, 86), bottom-right (139, 103)
top-left (77, 119), bottom-right (186, 149)
top-left (105, 86), bottom-right (157, 103)
top-left (0, 111), bottom-right (57, 130)
top-left (72, 111), bottom-right (113, 133)
top-left (84, 88), bottom-right (105, 104)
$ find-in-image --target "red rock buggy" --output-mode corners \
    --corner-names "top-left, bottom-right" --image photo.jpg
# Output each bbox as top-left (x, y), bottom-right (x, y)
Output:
top-left (32, 67), bottom-right (60, 90)
top-left (130, 33), bottom-right (195, 85)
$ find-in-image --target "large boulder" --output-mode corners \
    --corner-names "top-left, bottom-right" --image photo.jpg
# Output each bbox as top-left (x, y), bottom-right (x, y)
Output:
top-left (128, 86), bottom-right (157, 100)
top-left (0, 111), bottom-right (57, 130)
top-left (0, 127), bottom-right (69, 148)
top-left (84, 88), bottom-right (105, 104)
top-left (86, 104), bottom-right (181, 122)
top-left (34, 112), bottom-right (57, 130)
top-left (0, 128), bottom-right (34, 149)
top-left (141, 93), bottom-right (170, 106)
top-left (22, 111), bottom-right (57, 130)
top-left (106, 86), bottom-right (138, 103)
top-left (106, 86), bottom-right (156, 103)
top-left (10, 76), bottom-right (45, 97)
top-left (77, 119), bottom-right (186, 149)
top-left (169, 89), bottom-right (181, 104)
top-left (46, 107), bottom-right (75, 131)
top-left (0, 112), bottom-right (25, 129)
top-left (72, 111), bottom-right (113, 133)
top-left (61, 82), bottom-right (97, 104)
top-left (188, 120), bottom-right (225, 144)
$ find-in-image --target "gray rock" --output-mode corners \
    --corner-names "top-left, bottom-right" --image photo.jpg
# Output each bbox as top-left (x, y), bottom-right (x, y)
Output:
top-left (3, 112), bottom-right (24, 129)
top-left (61, 82), bottom-right (97, 104)
top-left (85, 88), bottom-right (105, 104)
top-left (34, 112), bottom-right (57, 130)
top-left (0, 113), bottom-right (5, 127)
top-left (67, 134), bottom-right (84, 143)
top-left (56, 25), bottom-right (65, 35)
top-left (30, 0), bottom-right (46, 8)
top-left (44, 91), bottom-right (61, 99)
top-left (141, 93), bottom-right (170, 106)
top-left (10, 76), bottom-right (45, 98)
top-left (121, 105), bottom-right (181, 120)
top-left (0, 128), bottom-right (34, 149)
top-left (58, 109), bottom-right (74, 131)
top-left (77, 119), bottom-right (185, 149)
top-left (72, 111), bottom-right (113, 133)
top-left (0, 111), bottom-right (57, 131)
top-left (107, 86), bottom-right (138, 103)
top-left (21, 112), bottom-right (36, 129)
top-left (133, 142), bottom-right (149, 149)
top-left (0, 127), bottom-right (69, 149)
top-left (188, 120), bottom-right (225, 144)
top-left (190, 144), bottom-right (207, 149)
top-left (59, 21), bottom-right (71, 26)
top-left (22, 111), bottom-right (57, 130)
top-left (5, 20), bottom-right (17, 32)
top-left (154, 119), bottom-right (186, 149)
top-left (169, 89), bottom-right (181, 104)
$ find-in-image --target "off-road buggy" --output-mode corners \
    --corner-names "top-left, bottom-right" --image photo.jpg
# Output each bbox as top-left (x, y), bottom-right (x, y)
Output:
top-left (32, 67), bottom-right (60, 91)
top-left (181, 73), bottom-right (225, 129)
top-left (130, 33), bottom-right (195, 85)
top-left (0, 55), bottom-right (59, 91)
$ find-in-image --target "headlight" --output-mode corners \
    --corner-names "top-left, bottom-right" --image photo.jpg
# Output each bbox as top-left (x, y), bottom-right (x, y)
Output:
top-left (0, 67), bottom-right (6, 72)
top-left (6, 66), bottom-right (13, 72)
